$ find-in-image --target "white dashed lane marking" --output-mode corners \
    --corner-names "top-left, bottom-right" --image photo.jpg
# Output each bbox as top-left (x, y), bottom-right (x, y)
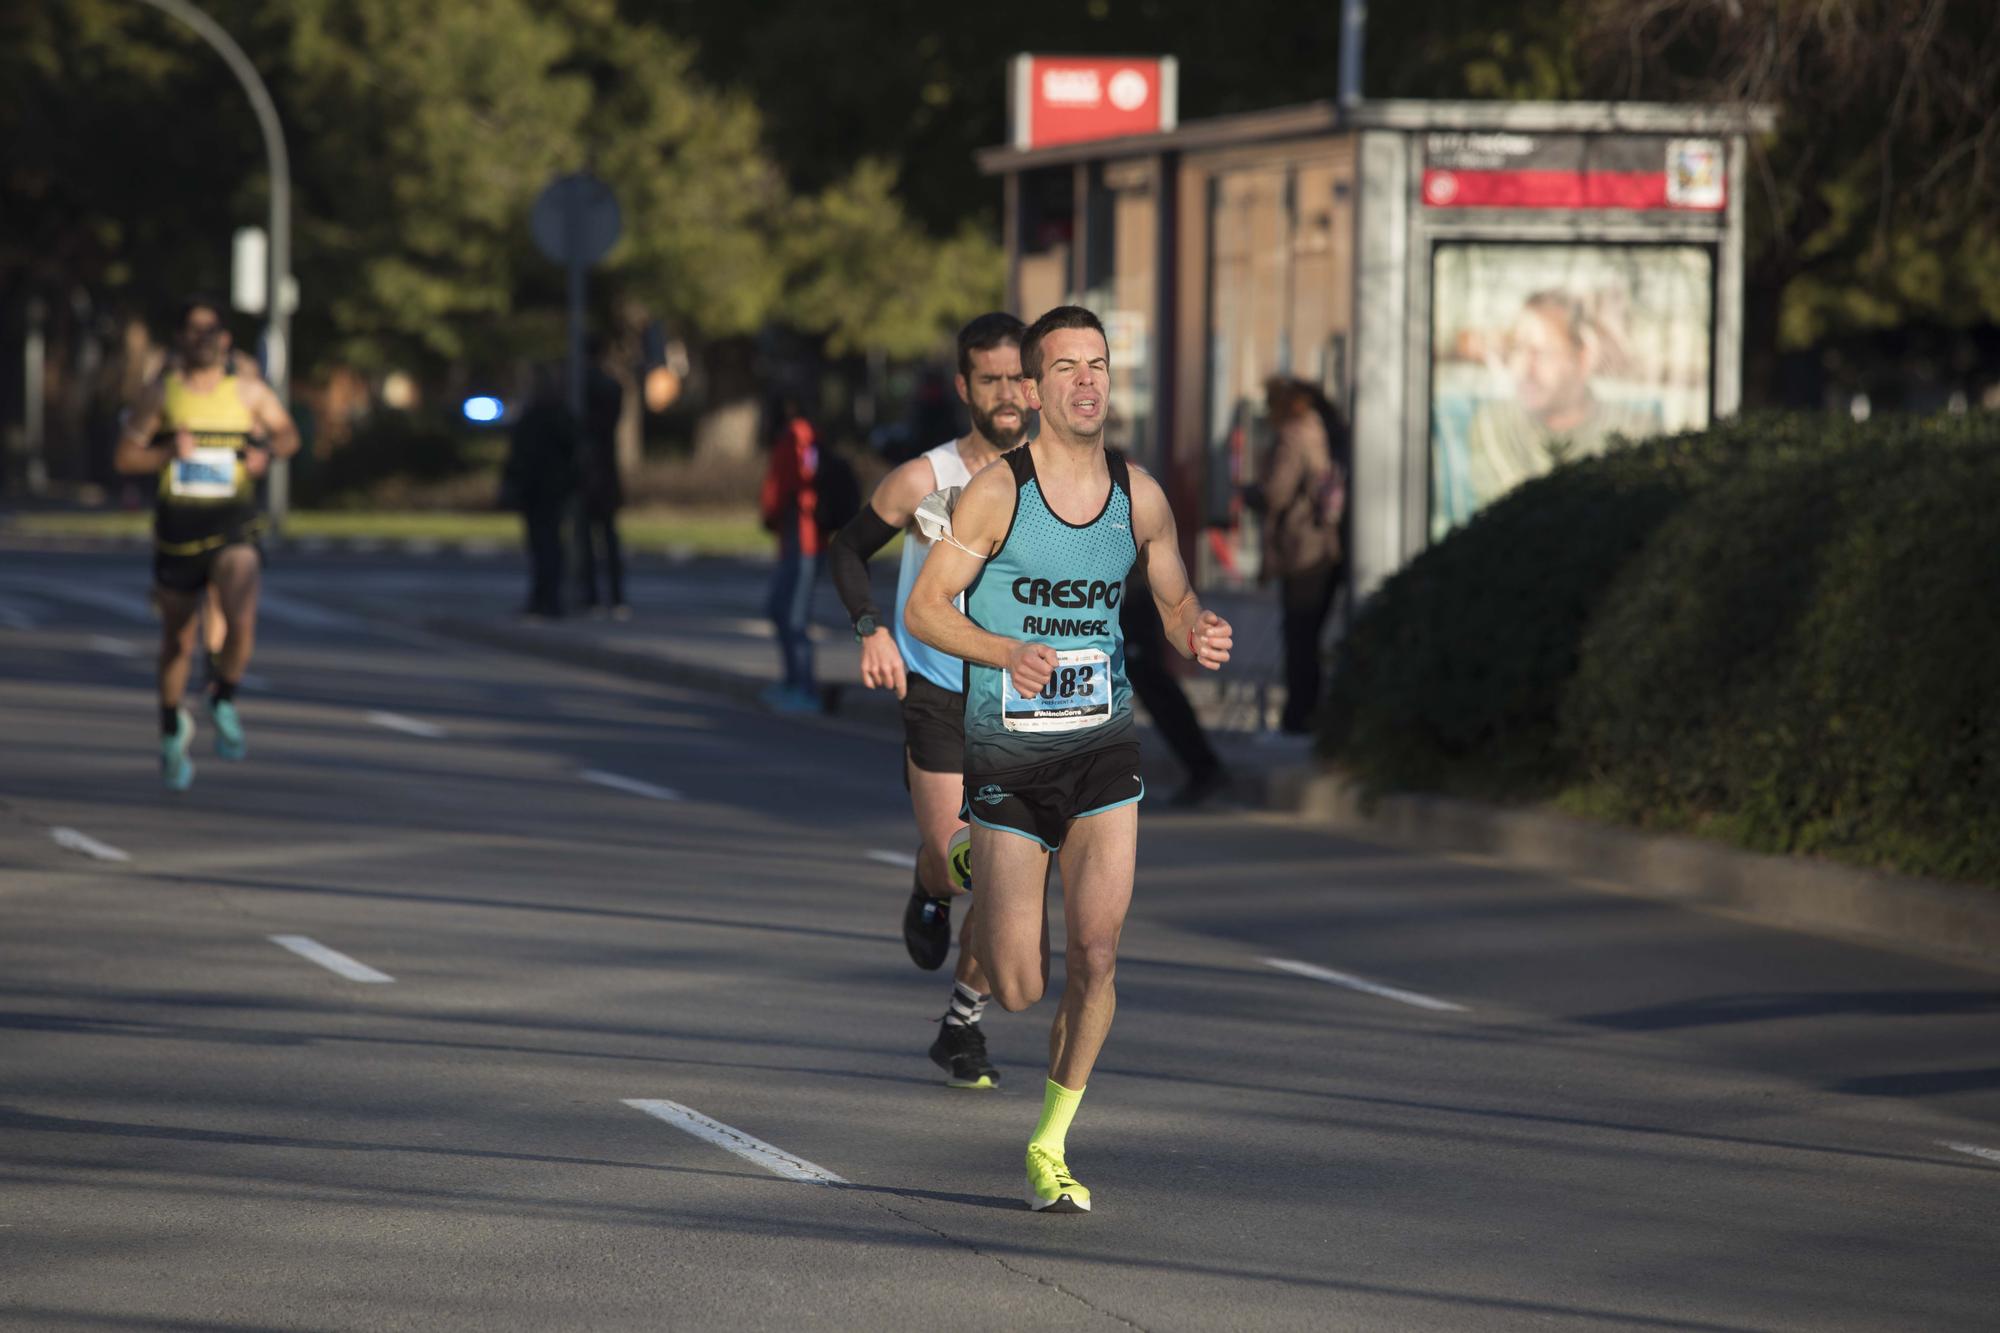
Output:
top-left (44, 584), bottom-right (155, 623)
top-left (50, 827), bottom-right (131, 863)
top-left (1941, 1141), bottom-right (2000, 1166)
top-left (367, 711), bottom-right (448, 739)
top-left (1262, 957), bottom-right (1467, 1013)
top-left (866, 849), bottom-right (918, 869)
top-left (269, 935), bottom-right (394, 983)
top-left (622, 1099), bottom-right (847, 1184)
top-left (579, 769), bottom-right (680, 801)
top-left (88, 635), bottom-right (139, 657)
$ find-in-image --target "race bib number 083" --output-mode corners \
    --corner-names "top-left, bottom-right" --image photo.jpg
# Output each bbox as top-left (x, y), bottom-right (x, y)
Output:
top-left (1003, 647), bottom-right (1111, 733)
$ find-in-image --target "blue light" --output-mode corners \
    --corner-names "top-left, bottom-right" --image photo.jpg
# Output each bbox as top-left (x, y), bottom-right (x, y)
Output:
top-left (461, 395), bottom-right (504, 424)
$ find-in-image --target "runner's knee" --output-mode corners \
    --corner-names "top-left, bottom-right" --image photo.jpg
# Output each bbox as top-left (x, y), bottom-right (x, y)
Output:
top-left (990, 972), bottom-right (1044, 1011)
top-left (1065, 937), bottom-right (1119, 988)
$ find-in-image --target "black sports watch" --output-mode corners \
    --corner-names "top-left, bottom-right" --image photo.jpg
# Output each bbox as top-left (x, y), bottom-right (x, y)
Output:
top-left (853, 612), bottom-right (881, 641)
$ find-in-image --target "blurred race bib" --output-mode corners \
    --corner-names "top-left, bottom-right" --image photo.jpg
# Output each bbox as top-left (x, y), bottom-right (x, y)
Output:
top-left (168, 446), bottom-right (240, 500)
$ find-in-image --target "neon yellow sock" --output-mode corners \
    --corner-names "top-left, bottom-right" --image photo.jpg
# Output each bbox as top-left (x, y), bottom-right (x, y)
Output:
top-left (1028, 1079), bottom-right (1085, 1159)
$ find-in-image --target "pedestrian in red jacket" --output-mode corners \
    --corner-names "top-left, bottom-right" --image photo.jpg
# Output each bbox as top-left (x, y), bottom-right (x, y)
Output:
top-left (758, 397), bottom-right (823, 712)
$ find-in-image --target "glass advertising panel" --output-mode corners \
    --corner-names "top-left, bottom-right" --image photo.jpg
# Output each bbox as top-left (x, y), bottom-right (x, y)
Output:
top-left (1429, 242), bottom-right (1713, 538)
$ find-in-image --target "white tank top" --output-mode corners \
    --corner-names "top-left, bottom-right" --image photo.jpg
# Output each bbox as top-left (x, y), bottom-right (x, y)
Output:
top-left (893, 438), bottom-right (977, 692)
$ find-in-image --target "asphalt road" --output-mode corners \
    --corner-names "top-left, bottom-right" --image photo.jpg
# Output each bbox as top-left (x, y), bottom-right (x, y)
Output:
top-left (2, 548), bottom-right (1996, 1332)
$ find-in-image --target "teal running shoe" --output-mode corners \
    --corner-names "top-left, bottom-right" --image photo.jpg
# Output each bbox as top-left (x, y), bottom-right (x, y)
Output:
top-left (209, 696), bottom-right (246, 760)
top-left (161, 708), bottom-right (196, 792)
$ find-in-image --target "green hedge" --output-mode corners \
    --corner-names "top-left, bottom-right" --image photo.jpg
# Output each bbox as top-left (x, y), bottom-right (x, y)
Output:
top-left (1321, 411), bottom-right (2000, 884)
top-left (292, 411), bottom-right (474, 509)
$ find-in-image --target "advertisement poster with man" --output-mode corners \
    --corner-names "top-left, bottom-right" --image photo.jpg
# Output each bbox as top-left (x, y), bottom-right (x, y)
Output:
top-left (1429, 242), bottom-right (1713, 537)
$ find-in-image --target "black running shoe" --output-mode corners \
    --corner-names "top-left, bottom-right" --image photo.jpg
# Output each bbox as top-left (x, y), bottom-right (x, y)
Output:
top-left (902, 878), bottom-right (952, 970)
top-left (929, 1020), bottom-right (999, 1089)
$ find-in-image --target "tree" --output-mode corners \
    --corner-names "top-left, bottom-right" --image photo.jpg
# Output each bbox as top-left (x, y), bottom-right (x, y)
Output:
top-left (1571, 0), bottom-right (2000, 390)
top-left (779, 159), bottom-right (1003, 361)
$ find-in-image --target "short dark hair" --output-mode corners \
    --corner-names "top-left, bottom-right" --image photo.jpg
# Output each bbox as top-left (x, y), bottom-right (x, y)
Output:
top-left (175, 293), bottom-right (228, 331)
top-left (956, 311), bottom-right (1026, 379)
top-left (1020, 305), bottom-right (1107, 380)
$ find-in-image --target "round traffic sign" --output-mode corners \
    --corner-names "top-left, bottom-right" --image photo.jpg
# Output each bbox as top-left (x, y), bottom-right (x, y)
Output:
top-left (531, 173), bottom-right (622, 267)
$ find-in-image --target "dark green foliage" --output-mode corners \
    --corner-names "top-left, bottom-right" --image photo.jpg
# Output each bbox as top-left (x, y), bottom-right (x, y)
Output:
top-left (1321, 422), bottom-right (1727, 790)
top-left (1563, 414), bottom-right (2000, 879)
top-left (292, 412), bottom-right (468, 508)
top-left (1323, 412), bottom-right (2000, 883)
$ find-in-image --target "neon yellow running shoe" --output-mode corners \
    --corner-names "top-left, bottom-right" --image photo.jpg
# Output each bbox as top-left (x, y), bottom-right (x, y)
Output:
top-left (946, 825), bottom-right (973, 893)
top-left (1025, 1145), bottom-right (1090, 1213)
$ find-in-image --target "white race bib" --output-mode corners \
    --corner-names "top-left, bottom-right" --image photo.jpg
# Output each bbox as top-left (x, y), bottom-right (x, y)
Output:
top-left (1003, 647), bottom-right (1111, 734)
top-left (168, 447), bottom-right (240, 500)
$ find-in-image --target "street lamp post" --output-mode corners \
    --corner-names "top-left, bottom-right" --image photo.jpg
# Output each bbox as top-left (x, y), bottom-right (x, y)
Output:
top-left (133, 0), bottom-right (293, 526)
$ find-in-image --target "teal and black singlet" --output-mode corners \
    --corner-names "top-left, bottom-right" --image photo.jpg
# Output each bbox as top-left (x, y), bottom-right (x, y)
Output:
top-left (962, 446), bottom-right (1139, 776)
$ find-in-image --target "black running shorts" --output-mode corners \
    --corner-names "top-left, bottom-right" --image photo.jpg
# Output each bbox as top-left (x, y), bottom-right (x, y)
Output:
top-left (962, 742), bottom-right (1144, 851)
top-left (153, 536), bottom-right (263, 594)
top-left (900, 673), bottom-right (965, 777)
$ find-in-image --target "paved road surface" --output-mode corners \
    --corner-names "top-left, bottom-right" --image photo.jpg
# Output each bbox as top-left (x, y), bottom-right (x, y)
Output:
top-left (1, 549), bottom-right (1995, 1331)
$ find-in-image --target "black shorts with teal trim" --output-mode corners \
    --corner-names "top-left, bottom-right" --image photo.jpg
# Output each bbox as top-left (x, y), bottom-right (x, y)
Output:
top-left (963, 742), bottom-right (1143, 851)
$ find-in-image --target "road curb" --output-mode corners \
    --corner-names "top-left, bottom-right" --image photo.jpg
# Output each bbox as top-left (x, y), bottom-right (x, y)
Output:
top-left (1267, 767), bottom-right (2000, 966)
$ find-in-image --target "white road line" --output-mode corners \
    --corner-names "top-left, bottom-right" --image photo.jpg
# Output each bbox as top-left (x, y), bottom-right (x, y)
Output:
top-left (88, 635), bottom-right (139, 657)
top-left (1262, 957), bottom-right (1468, 1013)
top-left (867, 849), bottom-right (918, 869)
top-left (50, 827), bottom-right (131, 863)
top-left (367, 710), bottom-right (447, 739)
top-left (269, 935), bottom-right (394, 983)
top-left (256, 591), bottom-right (365, 631)
top-left (622, 1099), bottom-right (847, 1185)
top-left (579, 769), bottom-right (681, 801)
top-left (45, 584), bottom-right (155, 623)
top-left (1941, 1141), bottom-right (2000, 1166)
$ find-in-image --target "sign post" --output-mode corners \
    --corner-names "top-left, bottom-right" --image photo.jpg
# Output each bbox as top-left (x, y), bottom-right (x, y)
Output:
top-left (531, 174), bottom-right (622, 418)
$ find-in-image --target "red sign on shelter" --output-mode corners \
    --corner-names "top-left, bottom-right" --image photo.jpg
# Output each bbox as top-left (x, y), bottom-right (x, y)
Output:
top-left (1010, 54), bottom-right (1178, 150)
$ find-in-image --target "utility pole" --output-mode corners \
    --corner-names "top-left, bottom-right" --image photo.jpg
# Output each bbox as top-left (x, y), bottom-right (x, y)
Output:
top-left (133, 0), bottom-right (293, 525)
top-left (1339, 0), bottom-right (1367, 109)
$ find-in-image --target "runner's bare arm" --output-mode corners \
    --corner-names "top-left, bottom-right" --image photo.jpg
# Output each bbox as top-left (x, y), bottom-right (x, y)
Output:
top-left (244, 380), bottom-right (301, 459)
top-left (1131, 466), bottom-right (1233, 670)
top-left (906, 462), bottom-right (1059, 697)
top-left (113, 379), bottom-right (172, 475)
top-left (827, 455), bottom-right (938, 695)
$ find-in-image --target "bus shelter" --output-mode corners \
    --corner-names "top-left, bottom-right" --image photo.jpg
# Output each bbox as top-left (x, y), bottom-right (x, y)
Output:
top-left (977, 94), bottom-right (1774, 596)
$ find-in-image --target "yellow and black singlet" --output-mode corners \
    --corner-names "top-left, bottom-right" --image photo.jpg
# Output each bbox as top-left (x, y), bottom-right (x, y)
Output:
top-left (153, 371), bottom-right (263, 555)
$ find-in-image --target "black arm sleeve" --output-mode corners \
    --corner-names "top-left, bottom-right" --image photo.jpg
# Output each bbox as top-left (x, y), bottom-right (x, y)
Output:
top-left (826, 505), bottom-right (902, 625)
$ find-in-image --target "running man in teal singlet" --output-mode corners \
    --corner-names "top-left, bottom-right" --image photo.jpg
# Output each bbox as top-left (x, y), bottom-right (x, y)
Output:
top-left (907, 306), bottom-right (1233, 1212)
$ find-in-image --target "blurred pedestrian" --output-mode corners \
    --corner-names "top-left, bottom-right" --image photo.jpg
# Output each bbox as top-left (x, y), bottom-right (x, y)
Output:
top-left (758, 394), bottom-right (823, 712)
top-left (1121, 564), bottom-right (1230, 806)
top-left (503, 370), bottom-right (576, 620)
top-left (1255, 376), bottom-right (1346, 736)
top-left (574, 338), bottom-right (628, 619)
